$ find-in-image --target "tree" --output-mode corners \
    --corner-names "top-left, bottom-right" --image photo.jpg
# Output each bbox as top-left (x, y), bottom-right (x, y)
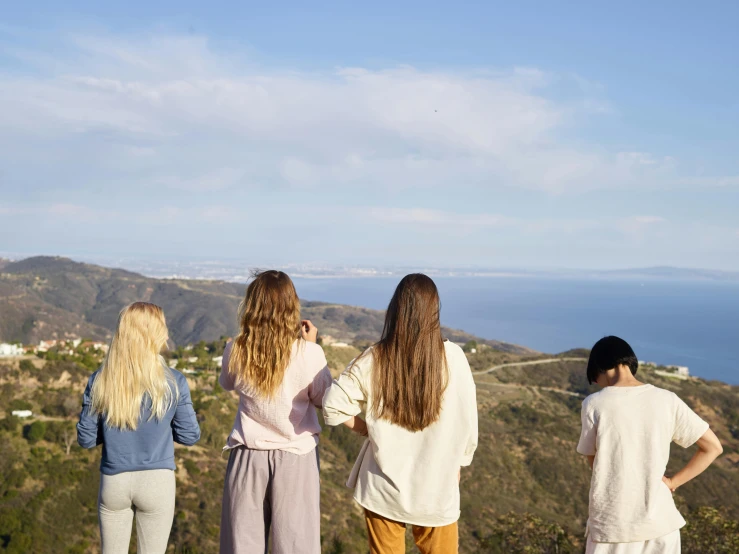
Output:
top-left (62, 427), bottom-right (75, 456)
top-left (45, 421), bottom-right (77, 455)
top-left (19, 359), bottom-right (35, 372)
top-left (24, 420), bottom-right (47, 443)
top-left (463, 340), bottom-right (478, 353)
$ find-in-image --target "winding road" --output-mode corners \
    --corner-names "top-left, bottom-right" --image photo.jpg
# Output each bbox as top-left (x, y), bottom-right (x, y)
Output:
top-left (472, 356), bottom-right (589, 398)
top-left (472, 357), bottom-right (588, 376)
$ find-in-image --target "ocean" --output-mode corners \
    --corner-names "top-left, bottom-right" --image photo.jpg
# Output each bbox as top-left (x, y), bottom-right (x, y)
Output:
top-left (292, 276), bottom-right (739, 384)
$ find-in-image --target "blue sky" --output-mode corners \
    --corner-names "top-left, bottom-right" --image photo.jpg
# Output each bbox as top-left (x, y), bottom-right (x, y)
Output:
top-left (1, 1), bottom-right (738, 269)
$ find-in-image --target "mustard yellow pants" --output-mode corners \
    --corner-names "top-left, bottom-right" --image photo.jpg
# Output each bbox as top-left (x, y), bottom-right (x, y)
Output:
top-left (364, 509), bottom-right (459, 554)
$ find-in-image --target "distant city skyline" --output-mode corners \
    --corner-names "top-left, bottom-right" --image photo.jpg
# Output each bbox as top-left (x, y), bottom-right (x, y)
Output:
top-left (4, 253), bottom-right (739, 283)
top-left (1, 1), bottom-right (738, 269)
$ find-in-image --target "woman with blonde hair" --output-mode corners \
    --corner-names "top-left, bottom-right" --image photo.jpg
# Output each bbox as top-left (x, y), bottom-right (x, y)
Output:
top-left (323, 274), bottom-right (478, 554)
top-left (77, 302), bottom-right (200, 554)
top-left (219, 270), bottom-right (332, 554)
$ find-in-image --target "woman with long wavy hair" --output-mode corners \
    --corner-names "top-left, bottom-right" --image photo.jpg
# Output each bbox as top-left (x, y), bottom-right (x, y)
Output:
top-left (323, 274), bottom-right (478, 554)
top-left (77, 302), bottom-right (201, 554)
top-left (219, 270), bottom-right (332, 554)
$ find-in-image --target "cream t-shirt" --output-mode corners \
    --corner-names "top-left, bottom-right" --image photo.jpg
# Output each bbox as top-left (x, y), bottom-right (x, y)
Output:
top-left (322, 341), bottom-right (478, 527)
top-left (577, 384), bottom-right (709, 543)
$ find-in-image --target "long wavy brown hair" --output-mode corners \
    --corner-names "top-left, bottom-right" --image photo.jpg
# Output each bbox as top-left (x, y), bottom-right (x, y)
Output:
top-left (368, 273), bottom-right (448, 432)
top-left (228, 270), bottom-right (301, 397)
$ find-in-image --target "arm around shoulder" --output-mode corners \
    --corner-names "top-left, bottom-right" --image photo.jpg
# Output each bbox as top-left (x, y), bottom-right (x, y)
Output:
top-left (322, 357), bottom-right (368, 427)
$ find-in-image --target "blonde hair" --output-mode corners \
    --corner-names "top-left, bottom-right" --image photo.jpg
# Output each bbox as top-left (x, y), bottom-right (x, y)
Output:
top-left (228, 270), bottom-right (301, 397)
top-left (91, 302), bottom-right (177, 430)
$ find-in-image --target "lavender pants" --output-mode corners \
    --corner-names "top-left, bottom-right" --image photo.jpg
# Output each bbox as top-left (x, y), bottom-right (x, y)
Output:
top-left (219, 446), bottom-right (321, 554)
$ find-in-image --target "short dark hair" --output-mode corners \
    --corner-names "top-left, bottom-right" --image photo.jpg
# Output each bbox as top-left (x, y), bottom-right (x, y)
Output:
top-left (586, 336), bottom-right (638, 384)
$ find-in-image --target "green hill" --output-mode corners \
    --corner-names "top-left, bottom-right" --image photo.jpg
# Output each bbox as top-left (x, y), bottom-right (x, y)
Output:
top-left (0, 256), bottom-right (531, 354)
top-left (0, 258), bottom-right (737, 553)
top-left (1, 348), bottom-right (737, 553)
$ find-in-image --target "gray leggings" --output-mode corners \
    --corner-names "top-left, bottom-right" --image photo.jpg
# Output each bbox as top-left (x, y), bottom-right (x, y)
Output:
top-left (98, 469), bottom-right (176, 554)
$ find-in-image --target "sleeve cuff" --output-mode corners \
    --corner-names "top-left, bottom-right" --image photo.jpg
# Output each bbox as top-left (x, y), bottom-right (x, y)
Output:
top-left (322, 410), bottom-right (355, 427)
top-left (679, 420), bottom-right (710, 448)
top-left (460, 454), bottom-right (474, 467)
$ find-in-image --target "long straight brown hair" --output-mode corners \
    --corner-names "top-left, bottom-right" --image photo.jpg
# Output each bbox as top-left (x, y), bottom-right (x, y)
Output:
top-left (369, 273), bottom-right (448, 432)
top-left (228, 270), bottom-right (301, 397)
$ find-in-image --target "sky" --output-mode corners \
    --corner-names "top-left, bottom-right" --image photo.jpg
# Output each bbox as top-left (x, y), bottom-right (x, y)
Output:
top-left (1, 1), bottom-right (738, 270)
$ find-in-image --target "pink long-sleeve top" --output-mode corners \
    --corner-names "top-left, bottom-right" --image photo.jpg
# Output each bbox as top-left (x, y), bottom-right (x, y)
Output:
top-left (219, 339), bottom-right (333, 455)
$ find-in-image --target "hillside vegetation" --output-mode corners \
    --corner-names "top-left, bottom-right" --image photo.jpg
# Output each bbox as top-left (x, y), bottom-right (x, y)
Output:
top-left (1, 346), bottom-right (738, 553)
top-left (0, 256), bottom-right (531, 353)
top-left (1, 258), bottom-right (737, 553)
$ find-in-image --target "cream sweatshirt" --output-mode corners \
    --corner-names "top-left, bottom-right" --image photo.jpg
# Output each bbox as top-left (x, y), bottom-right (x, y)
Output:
top-left (322, 340), bottom-right (478, 526)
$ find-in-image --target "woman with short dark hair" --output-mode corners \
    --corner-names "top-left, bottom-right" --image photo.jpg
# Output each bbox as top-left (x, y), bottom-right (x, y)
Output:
top-left (577, 335), bottom-right (723, 554)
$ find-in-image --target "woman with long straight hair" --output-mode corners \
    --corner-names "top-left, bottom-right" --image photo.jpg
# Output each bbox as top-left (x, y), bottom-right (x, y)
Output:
top-left (77, 302), bottom-right (200, 554)
top-left (219, 270), bottom-right (332, 554)
top-left (323, 274), bottom-right (478, 554)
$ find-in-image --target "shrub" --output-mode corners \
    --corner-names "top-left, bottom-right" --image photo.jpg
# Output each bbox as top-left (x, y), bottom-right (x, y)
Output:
top-left (24, 421), bottom-right (47, 443)
top-left (0, 416), bottom-right (19, 433)
top-left (183, 458), bottom-right (201, 476)
top-left (18, 360), bottom-right (35, 372)
top-left (9, 399), bottom-right (32, 412)
top-left (683, 507), bottom-right (739, 554)
top-left (475, 512), bottom-right (578, 554)
top-left (463, 340), bottom-right (479, 353)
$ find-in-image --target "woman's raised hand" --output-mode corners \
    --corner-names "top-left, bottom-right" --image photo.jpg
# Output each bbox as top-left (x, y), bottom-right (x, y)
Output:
top-left (301, 320), bottom-right (318, 343)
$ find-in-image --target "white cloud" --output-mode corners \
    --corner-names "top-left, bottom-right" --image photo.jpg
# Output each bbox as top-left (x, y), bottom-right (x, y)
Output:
top-left (678, 176), bottom-right (739, 187)
top-left (154, 168), bottom-right (245, 191)
top-left (2, 31), bottom-right (727, 197)
top-left (369, 207), bottom-right (517, 227)
top-left (367, 207), bottom-right (673, 238)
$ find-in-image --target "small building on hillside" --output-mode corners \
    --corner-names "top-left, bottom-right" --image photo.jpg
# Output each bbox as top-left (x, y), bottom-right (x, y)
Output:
top-left (0, 343), bottom-right (24, 357)
top-left (11, 410), bottom-right (32, 418)
top-left (667, 365), bottom-right (690, 377)
top-left (212, 356), bottom-right (223, 365)
top-left (37, 339), bottom-right (59, 352)
top-left (80, 340), bottom-right (109, 352)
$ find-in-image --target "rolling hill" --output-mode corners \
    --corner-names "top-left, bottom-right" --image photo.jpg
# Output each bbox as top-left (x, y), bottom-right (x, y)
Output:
top-left (1, 349), bottom-right (737, 553)
top-left (0, 256), bottom-right (532, 353)
top-left (1, 257), bottom-right (737, 553)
